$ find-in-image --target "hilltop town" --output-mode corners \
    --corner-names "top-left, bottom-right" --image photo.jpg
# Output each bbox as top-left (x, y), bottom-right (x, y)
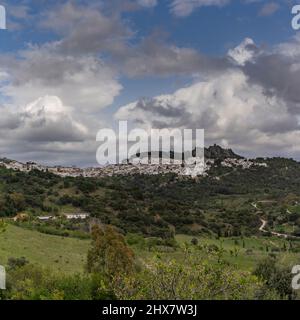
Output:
top-left (0, 145), bottom-right (267, 178)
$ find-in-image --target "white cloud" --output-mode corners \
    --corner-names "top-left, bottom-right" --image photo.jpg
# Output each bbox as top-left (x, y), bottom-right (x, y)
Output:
top-left (275, 34), bottom-right (300, 58)
top-left (0, 95), bottom-right (97, 165)
top-left (20, 95), bottom-right (88, 142)
top-left (0, 0), bottom-right (299, 165)
top-left (116, 69), bottom-right (300, 158)
top-left (40, 2), bottom-right (131, 56)
top-left (0, 41), bottom-right (120, 165)
top-left (0, 95), bottom-right (88, 143)
top-left (170, 0), bottom-right (281, 18)
top-left (170, 0), bottom-right (231, 17)
top-left (1, 48), bottom-right (122, 112)
top-left (227, 38), bottom-right (258, 66)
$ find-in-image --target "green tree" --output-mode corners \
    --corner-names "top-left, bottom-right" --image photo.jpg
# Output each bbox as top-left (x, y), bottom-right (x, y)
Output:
top-left (253, 257), bottom-right (295, 300)
top-left (86, 225), bottom-right (134, 277)
top-left (191, 238), bottom-right (199, 246)
top-left (0, 219), bottom-right (6, 234)
top-left (114, 253), bottom-right (279, 300)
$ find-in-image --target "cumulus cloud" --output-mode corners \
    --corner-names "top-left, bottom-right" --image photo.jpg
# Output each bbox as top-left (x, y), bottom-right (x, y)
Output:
top-left (116, 31), bottom-right (230, 77)
top-left (0, 95), bottom-right (88, 143)
top-left (242, 36), bottom-right (300, 116)
top-left (0, 95), bottom-right (100, 166)
top-left (0, 1), bottom-right (183, 165)
top-left (116, 37), bottom-right (300, 159)
top-left (275, 33), bottom-right (300, 58)
top-left (228, 38), bottom-right (259, 66)
top-left (1, 0), bottom-right (300, 165)
top-left (0, 2), bottom-right (125, 164)
top-left (1, 49), bottom-right (122, 112)
top-left (33, 1), bottom-right (233, 79)
top-left (116, 70), bottom-right (297, 131)
top-left (36, 2), bottom-right (220, 79)
top-left (40, 2), bottom-right (132, 56)
top-left (19, 96), bottom-right (88, 142)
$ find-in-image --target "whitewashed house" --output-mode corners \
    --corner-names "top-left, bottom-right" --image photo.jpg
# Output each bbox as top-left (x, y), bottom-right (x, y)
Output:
top-left (37, 216), bottom-right (55, 221)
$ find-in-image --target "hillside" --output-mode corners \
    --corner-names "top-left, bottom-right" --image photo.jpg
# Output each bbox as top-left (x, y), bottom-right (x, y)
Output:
top-left (204, 144), bottom-right (243, 159)
top-left (0, 225), bottom-right (89, 274)
top-left (1, 151), bottom-right (300, 300)
top-left (132, 144), bottom-right (243, 161)
top-left (0, 152), bottom-right (299, 239)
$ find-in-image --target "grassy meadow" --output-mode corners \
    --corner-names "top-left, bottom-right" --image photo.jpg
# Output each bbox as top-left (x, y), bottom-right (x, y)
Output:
top-left (0, 224), bottom-right (89, 274)
top-left (1, 223), bottom-right (299, 276)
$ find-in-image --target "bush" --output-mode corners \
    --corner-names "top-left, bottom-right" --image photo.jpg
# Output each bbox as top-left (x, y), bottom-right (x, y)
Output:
top-left (191, 238), bottom-right (199, 246)
top-left (253, 257), bottom-right (296, 299)
top-left (7, 257), bottom-right (29, 270)
top-left (113, 253), bottom-right (279, 300)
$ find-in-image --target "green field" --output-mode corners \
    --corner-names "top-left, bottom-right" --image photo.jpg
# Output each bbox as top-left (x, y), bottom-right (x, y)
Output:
top-left (0, 224), bottom-right (90, 274)
top-left (1, 224), bottom-right (299, 277)
top-left (175, 234), bottom-right (300, 271)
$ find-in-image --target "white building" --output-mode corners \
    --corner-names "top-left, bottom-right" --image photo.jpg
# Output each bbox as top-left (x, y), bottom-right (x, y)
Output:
top-left (37, 216), bottom-right (55, 221)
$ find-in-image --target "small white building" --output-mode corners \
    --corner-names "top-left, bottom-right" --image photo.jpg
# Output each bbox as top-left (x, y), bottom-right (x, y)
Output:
top-left (37, 216), bottom-right (55, 221)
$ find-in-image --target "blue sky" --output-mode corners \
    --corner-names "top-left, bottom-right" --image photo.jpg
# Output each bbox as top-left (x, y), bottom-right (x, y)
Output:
top-left (127, 1), bottom-right (295, 53)
top-left (0, 0), bottom-right (300, 166)
top-left (117, 0), bottom-right (298, 105)
top-left (1, 1), bottom-right (296, 52)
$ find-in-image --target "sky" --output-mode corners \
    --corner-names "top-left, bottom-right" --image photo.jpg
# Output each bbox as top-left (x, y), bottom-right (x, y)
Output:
top-left (0, 0), bottom-right (300, 166)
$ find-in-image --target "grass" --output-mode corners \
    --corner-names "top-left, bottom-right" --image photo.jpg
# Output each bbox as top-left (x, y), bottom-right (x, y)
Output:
top-left (175, 234), bottom-right (300, 271)
top-left (0, 224), bottom-right (90, 274)
top-left (1, 224), bottom-right (299, 276)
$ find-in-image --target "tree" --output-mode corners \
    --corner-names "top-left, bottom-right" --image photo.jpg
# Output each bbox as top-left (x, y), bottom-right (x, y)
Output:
top-left (191, 238), bottom-right (198, 246)
top-left (7, 257), bottom-right (29, 270)
top-left (0, 219), bottom-right (6, 234)
top-left (86, 225), bottom-right (134, 277)
top-left (7, 193), bottom-right (26, 212)
top-left (253, 257), bottom-right (296, 300)
top-left (4, 264), bottom-right (100, 300)
top-left (114, 252), bottom-right (279, 300)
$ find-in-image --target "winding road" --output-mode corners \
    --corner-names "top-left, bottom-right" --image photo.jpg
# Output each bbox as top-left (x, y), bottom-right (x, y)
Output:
top-left (258, 218), bottom-right (292, 239)
top-left (252, 203), bottom-right (299, 239)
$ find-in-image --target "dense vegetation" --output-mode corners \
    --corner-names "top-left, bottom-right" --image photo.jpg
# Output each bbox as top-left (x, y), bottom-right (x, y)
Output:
top-left (1, 157), bottom-right (300, 238)
top-left (1, 225), bottom-right (292, 300)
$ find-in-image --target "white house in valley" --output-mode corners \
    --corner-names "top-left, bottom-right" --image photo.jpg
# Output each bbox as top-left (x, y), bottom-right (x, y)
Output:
top-left (37, 216), bottom-right (56, 221)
